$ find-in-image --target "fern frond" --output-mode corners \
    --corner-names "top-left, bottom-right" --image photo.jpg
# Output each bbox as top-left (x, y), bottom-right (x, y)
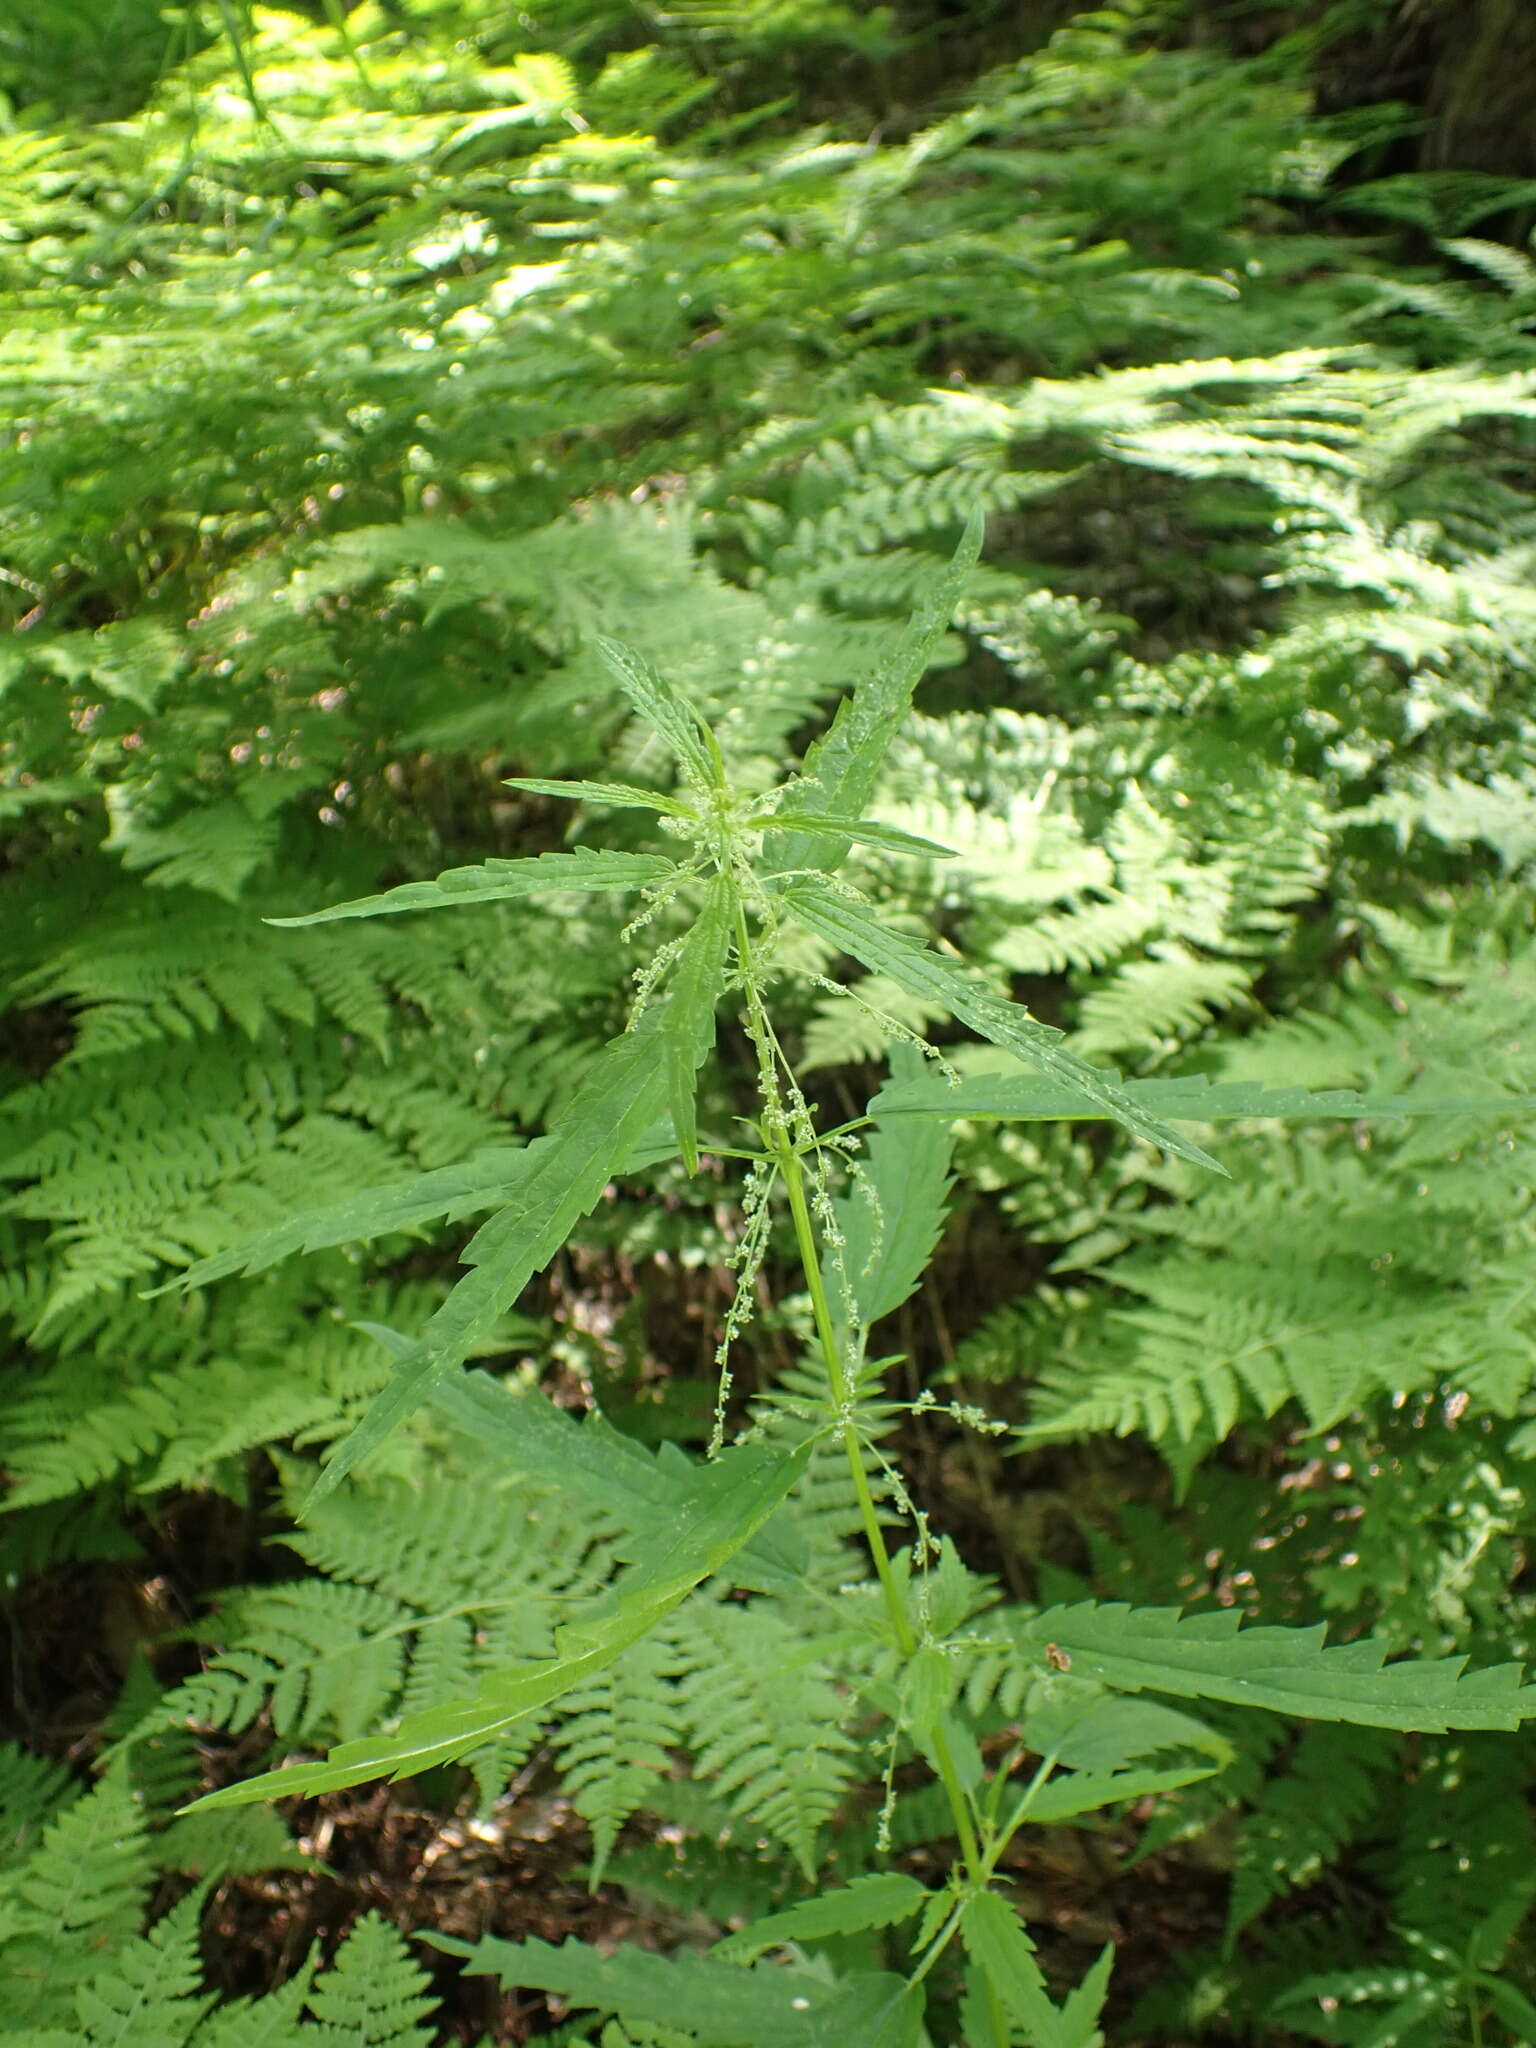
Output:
top-left (1389, 1737), bottom-right (1536, 1973)
top-left (299, 1912), bottom-right (438, 2046)
top-left (133, 1455), bottom-right (616, 1782)
top-left (190, 1964), bottom-right (318, 2048)
top-left (1072, 948), bottom-right (1256, 1057)
top-left (1020, 1271), bottom-right (1411, 1448)
top-left (0, 1768), bottom-right (153, 2026)
top-left (1226, 1724), bottom-right (1395, 1945)
top-left (606, 1831), bottom-right (788, 1933)
top-left (3, 1354), bottom-right (351, 1508)
top-left (553, 1625), bottom-right (689, 1885)
top-left (674, 1600), bottom-right (858, 1879)
top-left (180, 1439), bottom-right (813, 1809)
top-left (0, 1743), bottom-right (75, 1867)
top-left (71, 1886), bottom-right (214, 2046)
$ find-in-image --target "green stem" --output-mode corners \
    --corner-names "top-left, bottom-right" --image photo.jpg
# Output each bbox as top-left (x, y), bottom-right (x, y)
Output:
top-left (776, 1131), bottom-right (911, 1634)
top-left (773, 1127), bottom-right (984, 1882)
top-left (985, 1753), bottom-right (1059, 1879)
top-left (908, 1901), bottom-right (966, 1986)
top-left (730, 893), bottom-right (986, 1883)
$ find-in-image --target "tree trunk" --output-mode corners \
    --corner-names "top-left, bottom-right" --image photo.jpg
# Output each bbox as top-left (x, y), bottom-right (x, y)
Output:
top-left (1423, 0), bottom-right (1536, 176)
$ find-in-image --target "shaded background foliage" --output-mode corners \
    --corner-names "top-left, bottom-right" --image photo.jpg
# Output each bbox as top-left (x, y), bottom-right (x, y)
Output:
top-left (5, 1), bottom-right (1536, 2042)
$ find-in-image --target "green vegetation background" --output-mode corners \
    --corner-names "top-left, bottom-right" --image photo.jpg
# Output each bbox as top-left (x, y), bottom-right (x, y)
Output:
top-left (5, 1), bottom-right (1536, 2041)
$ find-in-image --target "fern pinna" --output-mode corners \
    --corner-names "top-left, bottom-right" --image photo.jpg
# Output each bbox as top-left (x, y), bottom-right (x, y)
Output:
top-left (0, 1746), bottom-right (445, 2046)
top-left (120, 517), bottom-right (1536, 2048)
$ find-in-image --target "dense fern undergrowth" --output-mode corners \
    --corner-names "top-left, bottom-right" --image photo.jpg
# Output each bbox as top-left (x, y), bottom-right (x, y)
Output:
top-left (6, 0), bottom-right (1536, 2041)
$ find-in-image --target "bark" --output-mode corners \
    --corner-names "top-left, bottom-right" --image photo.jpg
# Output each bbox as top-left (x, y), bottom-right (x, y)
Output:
top-left (1422, 0), bottom-right (1536, 177)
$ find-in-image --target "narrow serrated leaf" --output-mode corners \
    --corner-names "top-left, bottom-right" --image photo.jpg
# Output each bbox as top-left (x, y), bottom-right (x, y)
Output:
top-left (427, 1370), bottom-right (810, 1596)
top-left (1025, 1690), bottom-right (1228, 1773)
top-left (768, 507), bottom-right (983, 875)
top-left (713, 1874), bottom-right (929, 1961)
top-left (784, 880), bottom-right (1221, 1172)
top-left (182, 1439), bottom-right (811, 1810)
top-left (836, 1045), bottom-right (955, 1328)
top-left (1059, 1946), bottom-right (1114, 2047)
top-left (431, 1933), bottom-right (918, 2048)
top-left (756, 811), bottom-right (958, 860)
top-left (303, 1013), bottom-right (673, 1505)
top-left (664, 876), bottom-right (733, 1174)
top-left (1482, 1978), bottom-right (1536, 2037)
top-left (152, 1146), bottom-right (530, 1296)
top-left (1024, 1761), bottom-right (1223, 1822)
top-left (870, 1069), bottom-right (1536, 1127)
top-left (503, 776), bottom-right (695, 816)
top-left (594, 637), bottom-right (716, 789)
top-left (1018, 1602), bottom-right (1535, 1732)
top-left (962, 1894), bottom-right (1072, 2048)
top-left (265, 849), bottom-right (676, 926)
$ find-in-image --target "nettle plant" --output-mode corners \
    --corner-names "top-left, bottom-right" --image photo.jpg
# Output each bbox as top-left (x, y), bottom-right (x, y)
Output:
top-left (170, 517), bottom-right (1536, 2046)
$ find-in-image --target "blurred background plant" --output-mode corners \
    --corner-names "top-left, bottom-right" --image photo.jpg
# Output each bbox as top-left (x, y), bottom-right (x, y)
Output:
top-left (5, 1), bottom-right (1536, 2040)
